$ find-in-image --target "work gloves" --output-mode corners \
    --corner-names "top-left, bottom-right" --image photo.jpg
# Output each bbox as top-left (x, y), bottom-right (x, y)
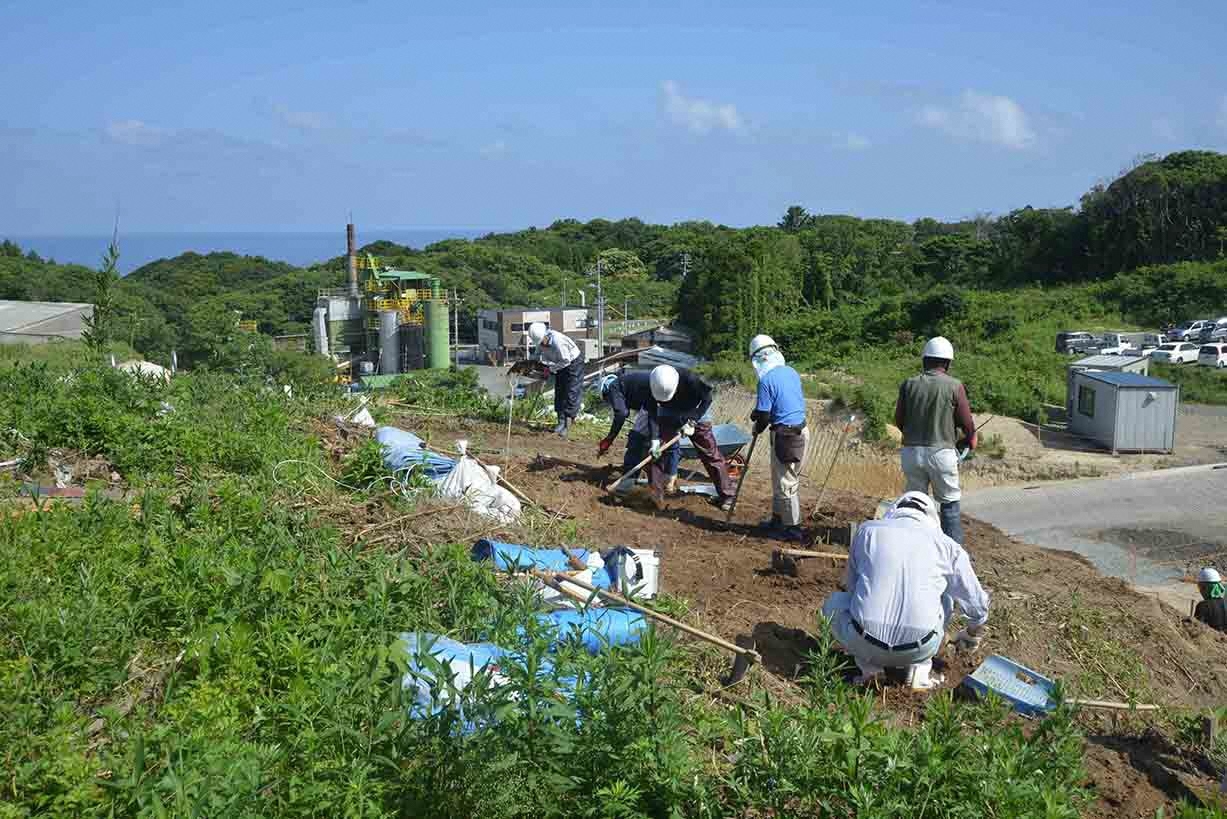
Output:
top-left (750, 409), bottom-right (770, 436)
top-left (650, 439), bottom-right (662, 460)
top-left (597, 437), bottom-right (613, 457)
top-left (954, 623), bottom-right (986, 653)
top-left (681, 421), bottom-right (696, 437)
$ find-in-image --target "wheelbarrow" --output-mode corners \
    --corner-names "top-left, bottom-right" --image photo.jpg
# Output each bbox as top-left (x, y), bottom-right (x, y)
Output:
top-left (678, 423), bottom-right (753, 475)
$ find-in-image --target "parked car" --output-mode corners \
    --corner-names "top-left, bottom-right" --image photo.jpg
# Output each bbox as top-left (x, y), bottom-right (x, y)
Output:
top-left (1198, 317), bottom-right (1227, 342)
top-left (1055, 330), bottom-right (1098, 355)
top-left (1151, 342), bottom-right (1200, 364)
top-left (1212, 325), bottom-right (1227, 342)
top-left (1199, 344), bottom-right (1227, 368)
top-left (1167, 320), bottom-right (1214, 341)
top-left (1099, 331), bottom-right (1151, 355)
top-left (1121, 332), bottom-right (1164, 357)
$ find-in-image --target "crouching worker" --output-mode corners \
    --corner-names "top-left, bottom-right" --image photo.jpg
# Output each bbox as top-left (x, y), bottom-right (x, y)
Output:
top-left (748, 334), bottom-right (808, 541)
top-left (1194, 567), bottom-right (1227, 632)
top-left (516, 321), bottom-right (585, 437)
top-left (821, 491), bottom-right (991, 690)
top-left (648, 365), bottom-right (735, 510)
top-left (597, 372), bottom-right (679, 494)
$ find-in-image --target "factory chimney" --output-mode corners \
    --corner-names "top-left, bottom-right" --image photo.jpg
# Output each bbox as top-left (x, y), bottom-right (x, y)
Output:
top-left (346, 222), bottom-right (358, 296)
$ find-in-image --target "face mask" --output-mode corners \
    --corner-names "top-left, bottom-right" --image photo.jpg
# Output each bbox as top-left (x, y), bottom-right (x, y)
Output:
top-left (752, 348), bottom-right (786, 378)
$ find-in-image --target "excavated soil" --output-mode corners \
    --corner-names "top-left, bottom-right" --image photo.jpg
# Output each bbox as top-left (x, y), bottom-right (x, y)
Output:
top-left (371, 412), bottom-right (1227, 816)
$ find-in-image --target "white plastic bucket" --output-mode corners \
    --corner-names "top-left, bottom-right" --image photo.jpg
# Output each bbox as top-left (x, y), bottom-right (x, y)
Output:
top-left (604, 547), bottom-right (660, 598)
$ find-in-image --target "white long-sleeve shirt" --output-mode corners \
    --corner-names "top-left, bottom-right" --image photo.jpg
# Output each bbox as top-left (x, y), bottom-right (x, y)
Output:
top-left (845, 516), bottom-right (990, 646)
top-left (538, 330), bottom-right (581, 373)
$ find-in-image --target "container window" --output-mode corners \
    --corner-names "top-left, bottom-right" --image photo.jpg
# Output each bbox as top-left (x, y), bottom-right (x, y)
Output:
top-left (1077, 385), bottom-right (1096, 418)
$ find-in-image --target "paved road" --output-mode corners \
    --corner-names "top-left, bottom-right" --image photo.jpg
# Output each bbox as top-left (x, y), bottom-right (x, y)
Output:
top-left (963, 465), bottom-right (1227, 593)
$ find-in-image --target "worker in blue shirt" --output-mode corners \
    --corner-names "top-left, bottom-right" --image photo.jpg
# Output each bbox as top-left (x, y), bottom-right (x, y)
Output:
top-left (748, 334), bottom-right (809, 541)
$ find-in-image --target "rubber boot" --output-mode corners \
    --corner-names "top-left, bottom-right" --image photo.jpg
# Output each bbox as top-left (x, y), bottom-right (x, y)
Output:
top-left (907, 659), bottom-right (945, 691)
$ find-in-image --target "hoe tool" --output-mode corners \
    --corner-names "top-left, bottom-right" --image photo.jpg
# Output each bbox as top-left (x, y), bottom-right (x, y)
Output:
top-left (724, 430), bottom-right (760, 522)
top-left (770, 547), bottom-right (849, 577)
top-left (531, 569), bottom-right (761, 685)
top-left (603, 432), bottom-right (682, 493)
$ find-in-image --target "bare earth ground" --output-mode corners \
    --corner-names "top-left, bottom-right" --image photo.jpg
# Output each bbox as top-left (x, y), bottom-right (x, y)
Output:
top-left (356, 407), bottom-right (1227, 818)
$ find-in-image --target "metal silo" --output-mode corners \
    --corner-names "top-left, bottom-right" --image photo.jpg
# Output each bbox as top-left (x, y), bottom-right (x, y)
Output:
top-left (378, 310), bottom-right (400, 374)
top-left (425, 298), bottom-right (450, 370)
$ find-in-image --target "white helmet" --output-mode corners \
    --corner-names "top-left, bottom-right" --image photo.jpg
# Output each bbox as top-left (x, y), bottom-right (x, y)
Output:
top-left (886, 491), bottom-right (940, 528)
top-left (1198, 567), bottom-right (1222, 584)
top-left (650, 365), bottom-right (679, 402)
top-left (922, 336), bottom-right (954, 361)
top-left (528, 322), bottom-right (548, 344)
top-left (749, 334), bottom-right (777, 358)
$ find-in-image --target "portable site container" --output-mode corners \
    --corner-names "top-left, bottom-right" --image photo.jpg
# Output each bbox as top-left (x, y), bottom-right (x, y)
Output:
top-left (1068, 371), bottom-right (1179, 454)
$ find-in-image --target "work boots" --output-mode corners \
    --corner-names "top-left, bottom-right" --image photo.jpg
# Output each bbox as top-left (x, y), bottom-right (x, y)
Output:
top-left (553, 416), bottom-right (572, 437)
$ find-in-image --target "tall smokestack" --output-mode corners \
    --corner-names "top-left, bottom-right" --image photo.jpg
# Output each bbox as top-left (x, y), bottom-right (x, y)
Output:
top-left (346, 222), bottom-right (358, 296)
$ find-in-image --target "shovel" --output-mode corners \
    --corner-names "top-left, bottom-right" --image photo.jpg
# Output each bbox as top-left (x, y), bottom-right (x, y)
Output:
top-left (531, 569), bottom-right (761, 685)
top-left (603, 432), bottom-right (683, 493)
top-left (724, 430), bottom-right (760, 522)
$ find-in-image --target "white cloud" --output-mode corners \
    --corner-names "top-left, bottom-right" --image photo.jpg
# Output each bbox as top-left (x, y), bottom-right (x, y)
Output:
top-left (479, 140), bottom-right (507, 158)
top-left (272, 103), bottom-right (327, 132)
top-left (660, 80), bottom-right (742, 134)
top-left (105, 119), bottom-right (167, 146)
top-left (834, 131), bottom-right (871, 151)
top-left (918, 90), bottom-right (1035, 150)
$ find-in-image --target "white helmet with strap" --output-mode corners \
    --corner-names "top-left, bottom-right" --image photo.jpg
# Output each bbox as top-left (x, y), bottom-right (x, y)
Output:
top-left (922, 336), bottom-right (954, 361)
top-left (528, 322), bottom-right (548, 344)
top-left (748, 334), bottom-right (778, 358)
top-left (1198, 567), bottom-right (1222, 584)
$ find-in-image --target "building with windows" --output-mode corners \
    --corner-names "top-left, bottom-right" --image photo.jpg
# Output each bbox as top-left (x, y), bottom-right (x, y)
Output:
top-left (1068, 370), bottom-right (1178, 454)
top-left (477, 307), bottom-right (594, 362)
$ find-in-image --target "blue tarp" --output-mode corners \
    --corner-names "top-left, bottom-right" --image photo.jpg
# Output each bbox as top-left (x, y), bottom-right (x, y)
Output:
top-left (537, 608), bottom-right (647, 653)
top-left (471, 539), bottom-right (612, 587)
top-left (375, 426), bottom-right (455, 480)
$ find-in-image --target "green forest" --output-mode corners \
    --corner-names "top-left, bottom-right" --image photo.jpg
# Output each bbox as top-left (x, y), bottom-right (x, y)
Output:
top-left (5, 149), bottom-right (1227, 424)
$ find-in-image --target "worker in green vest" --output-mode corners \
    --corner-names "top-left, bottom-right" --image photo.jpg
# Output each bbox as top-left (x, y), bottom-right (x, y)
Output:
top-left (894, 336), bottom-right (976, 543)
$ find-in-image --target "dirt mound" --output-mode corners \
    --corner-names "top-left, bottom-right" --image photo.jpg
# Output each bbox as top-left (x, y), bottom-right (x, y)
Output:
top-left (378, 410), bottom-right (1227, 814)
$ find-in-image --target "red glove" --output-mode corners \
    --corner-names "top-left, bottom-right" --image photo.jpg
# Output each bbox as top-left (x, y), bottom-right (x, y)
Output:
top-left (597, 437), bottom-right (612, 458)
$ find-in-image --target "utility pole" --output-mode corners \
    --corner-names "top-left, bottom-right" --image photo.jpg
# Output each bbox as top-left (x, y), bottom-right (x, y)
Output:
top-left (596, 257), bottom-right (605, 358)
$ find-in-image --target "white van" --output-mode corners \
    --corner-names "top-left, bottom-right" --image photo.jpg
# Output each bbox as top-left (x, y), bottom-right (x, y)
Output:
top-left (1199, 344), bottom-right (1227, 369)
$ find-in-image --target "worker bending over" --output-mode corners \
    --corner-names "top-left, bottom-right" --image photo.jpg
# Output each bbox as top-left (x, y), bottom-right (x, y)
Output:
top-left (822, 491), bottom-right (991, 690)
top-left (514, 322), bottom-right (585, 437)
top-left (1194, 567), bottom-right (1227, 632)
top-left (597, 371), bottom-right (680, 494)
top-left (648, 365), bottom-right (735, 510)
top-left (895, 336), bottom-right (976, 543)
top-left (748, 334), bottom-right (808, 541)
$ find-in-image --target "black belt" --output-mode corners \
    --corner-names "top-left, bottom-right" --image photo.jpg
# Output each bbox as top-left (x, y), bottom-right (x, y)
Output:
top-left (771, 423), bottom-right (806, 432)
top-left (850, 618), bottom-right (937, 652)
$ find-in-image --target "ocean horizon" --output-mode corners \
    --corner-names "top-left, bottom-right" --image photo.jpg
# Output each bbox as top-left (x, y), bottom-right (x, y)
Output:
top-left (5, 229), bottom-right (490, 275)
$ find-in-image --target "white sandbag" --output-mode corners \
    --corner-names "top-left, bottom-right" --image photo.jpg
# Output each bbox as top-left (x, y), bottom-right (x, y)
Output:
top-left (436, 456), bottom-right (521, 523)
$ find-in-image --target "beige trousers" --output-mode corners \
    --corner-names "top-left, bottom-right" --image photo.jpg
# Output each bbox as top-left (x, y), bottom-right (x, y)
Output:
top-left (770, 426), bottom-right (809, 526)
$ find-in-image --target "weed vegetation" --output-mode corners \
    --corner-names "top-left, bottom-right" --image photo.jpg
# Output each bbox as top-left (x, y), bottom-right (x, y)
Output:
top-left (0, 344), bottom-right (1213, 817)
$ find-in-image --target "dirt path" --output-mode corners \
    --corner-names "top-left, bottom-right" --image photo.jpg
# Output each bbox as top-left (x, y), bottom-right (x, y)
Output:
top-left (378, 411), bottom-right (1227, 816)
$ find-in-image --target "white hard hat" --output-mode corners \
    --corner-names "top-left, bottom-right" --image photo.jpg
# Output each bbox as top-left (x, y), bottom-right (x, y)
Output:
top-left (650, 365), bottom-right (679, 402)
top-left (887, 491), bottom-right (940, 528)
top-left (1198, 567), bottom-right (1222, 584)
top-left (749, 334), bottom-right (777, 358)
top-left (528, 322), bottom-right (548, 344)
top-left (922, 336), bottom-right (955, 361)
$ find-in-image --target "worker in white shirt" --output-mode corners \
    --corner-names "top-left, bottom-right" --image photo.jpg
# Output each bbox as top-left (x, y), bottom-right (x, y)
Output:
top-left (821, 491), bottom-right (991, 690)
top-left (512, 322), bottom-right (586, 436)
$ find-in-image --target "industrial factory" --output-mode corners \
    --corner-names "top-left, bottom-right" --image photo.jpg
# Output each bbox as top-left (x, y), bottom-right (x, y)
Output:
top-left (311, 224), bottom-right (451, 379)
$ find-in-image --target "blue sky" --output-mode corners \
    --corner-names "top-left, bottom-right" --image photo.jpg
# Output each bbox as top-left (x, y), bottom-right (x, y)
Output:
top-left (2, 0), bottom-right (1226, 233)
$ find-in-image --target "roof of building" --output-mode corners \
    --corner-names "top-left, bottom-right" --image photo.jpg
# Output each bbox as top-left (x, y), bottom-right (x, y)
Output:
top-left (624, 324), bottom-right (691, 341)
top-left (375, 269), bottom-right (435, 282)
top-left (1080, 371), bottom-right (1177, 389)
top-left (1069, 354), bottom-right (1148, 369)
top-left (0, 300), bottom-right (93, 333)
top-left (636, 345), bottom-right (701, 370)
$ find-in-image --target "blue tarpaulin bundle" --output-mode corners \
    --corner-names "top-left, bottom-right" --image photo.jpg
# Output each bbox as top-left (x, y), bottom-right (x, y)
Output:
top-left (537, 608), bottom-right (646, 653)
top-left (471, 539), bottom-right (613, 588)
top-left (375, 426), bottom-right (455, 480)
